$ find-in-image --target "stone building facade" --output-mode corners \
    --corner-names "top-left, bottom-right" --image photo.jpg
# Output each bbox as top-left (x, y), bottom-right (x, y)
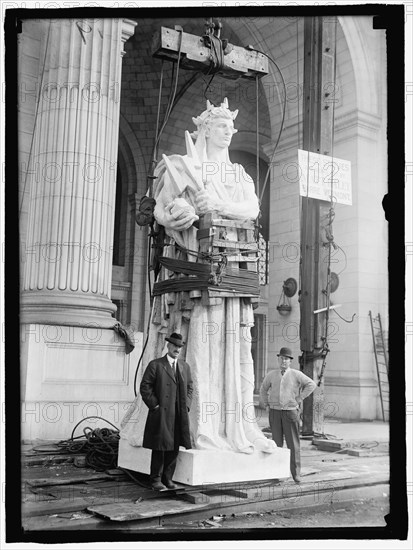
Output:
top-left (18, 15), bottom-right (388, 440)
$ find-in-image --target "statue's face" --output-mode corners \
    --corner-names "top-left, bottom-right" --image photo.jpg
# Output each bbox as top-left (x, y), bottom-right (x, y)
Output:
top-left (205, 117), bottom-right (235, 149)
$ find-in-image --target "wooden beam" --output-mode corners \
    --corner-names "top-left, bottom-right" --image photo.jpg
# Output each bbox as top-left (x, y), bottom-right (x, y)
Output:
top-left (152, 27), bottom-right (269, 80)
top-left (300, 17), bottom-right (337, 436)
top-left (26, 471), bottom-right (124, 486)
top-left (176, 492), bottom-right (211, 504)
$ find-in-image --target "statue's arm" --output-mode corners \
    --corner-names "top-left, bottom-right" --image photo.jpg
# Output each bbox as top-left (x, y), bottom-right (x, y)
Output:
top-left (222, 165), bottom-right (259, 219)
top-left (153, 159), bottom-right (199, 231)
top-left (154, 198), bottom-right (198, 231)
top-left (194, 164), bottom-right (259, 220)
top-left (220, 191), bottom-right (259, 220)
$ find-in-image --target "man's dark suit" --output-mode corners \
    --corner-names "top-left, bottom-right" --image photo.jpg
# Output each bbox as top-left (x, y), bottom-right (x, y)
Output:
top-left (140, 355), bottom-right (193, 485)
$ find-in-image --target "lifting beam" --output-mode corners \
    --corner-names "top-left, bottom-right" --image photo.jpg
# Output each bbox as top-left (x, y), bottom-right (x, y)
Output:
top-left (152, 26), bottom-right (269, 80)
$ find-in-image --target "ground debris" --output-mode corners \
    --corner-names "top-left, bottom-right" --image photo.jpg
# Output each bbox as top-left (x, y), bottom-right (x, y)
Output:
top-left (203, 519), bottom-right (223, 528)
top-left (50, 511), bottom-right (92, 521)
top-left (211, 514), bottom-right (225, 521)
top-left (70, 512), bottom-right (92, 520)
top-left (73, 457), bottom-right (87, 468)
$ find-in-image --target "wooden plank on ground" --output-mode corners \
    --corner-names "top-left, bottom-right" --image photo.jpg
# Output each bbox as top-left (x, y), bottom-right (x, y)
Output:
top-left (22, 512), bottom-right (160, 532)
top-left (22, 454), bottom-right (84, 467)
top-left (24, 482), bottom-right (158, 509)
top-left (88, 498), bottom-right (211, 521)
top-left (218, 488), bottom-right (249, 499)
top-left (26, 472), bottom-right (124, 487)
top-left (22, 494), bottom-right (135, 518)
top-left (312, 438), bottom-right (346, 450)
top-left (205, 488), bottom-right (249, 499)
top-left (177, 492), bottom-right (210, 504)
top-left (23, 472), bottom-right (389, 528)
top-left (27, 483), bottom-right (120, 499)
top-left (345, 449), bottom-right (386, 457)
top-left (84, 479), bottom-right (146, 488)
top-left (23, 490), bottom-right (58, 502)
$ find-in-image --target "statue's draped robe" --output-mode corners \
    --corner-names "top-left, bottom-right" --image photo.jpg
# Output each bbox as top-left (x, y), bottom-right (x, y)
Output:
top-left (120, 155), bottom-right (276, 454)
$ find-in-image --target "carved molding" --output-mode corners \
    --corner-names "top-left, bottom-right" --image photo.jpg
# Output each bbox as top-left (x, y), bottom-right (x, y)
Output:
top-left (263, 108), bottom-right (382, 158)
top-left (43, 342), bottom-right (130, 385)
top-left (121, 19), bottom-right (138, 55)
top-left (324, 376), bottom-right (378, 388)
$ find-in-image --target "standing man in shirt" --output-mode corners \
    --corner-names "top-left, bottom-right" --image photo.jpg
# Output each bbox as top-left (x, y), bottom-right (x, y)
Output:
top-left (140, 333), bottom-right (193, 491)
top-left (259, 347), bottom-right (316, 483)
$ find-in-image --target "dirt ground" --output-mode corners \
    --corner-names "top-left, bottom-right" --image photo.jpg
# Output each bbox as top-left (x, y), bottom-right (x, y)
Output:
top-left (160, 495), bottom-right (389, 530)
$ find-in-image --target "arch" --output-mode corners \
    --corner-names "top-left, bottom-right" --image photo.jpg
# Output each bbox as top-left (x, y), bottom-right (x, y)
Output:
top-left (338, 16), bottom-right (379, 115)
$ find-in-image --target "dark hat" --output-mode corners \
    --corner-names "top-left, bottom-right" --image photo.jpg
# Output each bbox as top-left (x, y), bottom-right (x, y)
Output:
top-left (165, 332), bottom-right (185, 347)
top-left (277, 347), bottom-right (293, 359)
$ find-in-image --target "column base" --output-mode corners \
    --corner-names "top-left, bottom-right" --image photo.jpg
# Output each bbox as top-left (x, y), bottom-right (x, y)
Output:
top-left (20, 324), bottom-right (142, 441)
top-left (21, 291), bottom-right (117, 328)
top-left (117, 438), bottom-right (291, 485)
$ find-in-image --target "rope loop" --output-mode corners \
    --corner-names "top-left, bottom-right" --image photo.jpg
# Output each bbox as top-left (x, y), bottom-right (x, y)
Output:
top-left (208, 34), bottom-right (225, 73)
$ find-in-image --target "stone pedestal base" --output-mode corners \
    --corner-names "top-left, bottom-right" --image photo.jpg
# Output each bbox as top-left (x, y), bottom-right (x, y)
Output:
top-left (20, 324), bottom-right (142, 441)
top-left (117, 438), bottom-right (291, 485)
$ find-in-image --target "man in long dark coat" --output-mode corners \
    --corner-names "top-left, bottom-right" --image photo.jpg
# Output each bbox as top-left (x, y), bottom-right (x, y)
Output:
top-left (140, 332), bottom-right (193, 491)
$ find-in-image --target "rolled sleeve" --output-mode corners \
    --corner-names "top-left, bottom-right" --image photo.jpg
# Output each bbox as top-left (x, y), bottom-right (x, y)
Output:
top-left (298, 372), bottom-right (317, 401)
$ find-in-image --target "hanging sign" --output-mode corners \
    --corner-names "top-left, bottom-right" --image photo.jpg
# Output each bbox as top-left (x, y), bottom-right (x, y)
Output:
top-left (298, 149), bottom-right (352, 205)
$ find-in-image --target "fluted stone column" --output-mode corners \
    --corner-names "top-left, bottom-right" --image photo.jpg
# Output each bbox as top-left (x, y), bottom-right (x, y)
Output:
top-left (21, 18), bottom-right (137, 327)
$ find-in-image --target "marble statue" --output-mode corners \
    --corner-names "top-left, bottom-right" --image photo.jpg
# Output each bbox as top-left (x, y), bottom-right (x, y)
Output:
top-left (120, 99), bottom-right (276, 455)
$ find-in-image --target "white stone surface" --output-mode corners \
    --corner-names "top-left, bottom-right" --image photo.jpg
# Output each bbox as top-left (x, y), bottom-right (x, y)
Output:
top-left (118, 438), bottom-right (291, 486)
top-left (20, 324), bottom-right (142, 441)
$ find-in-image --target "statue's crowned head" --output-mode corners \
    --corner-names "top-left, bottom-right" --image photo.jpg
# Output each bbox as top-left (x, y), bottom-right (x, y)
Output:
top-left (191, 98), bottom-right (238, 139)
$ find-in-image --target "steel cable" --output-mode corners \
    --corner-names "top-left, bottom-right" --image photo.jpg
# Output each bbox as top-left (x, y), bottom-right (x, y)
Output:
top-left (31, 416), bottom-right (122, 472)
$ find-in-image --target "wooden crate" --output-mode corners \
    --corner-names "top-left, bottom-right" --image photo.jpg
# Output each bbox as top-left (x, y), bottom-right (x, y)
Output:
top-left (197, 212), bottom-right (260, 304)
top-left (152, 213), bottom-right (260, 307)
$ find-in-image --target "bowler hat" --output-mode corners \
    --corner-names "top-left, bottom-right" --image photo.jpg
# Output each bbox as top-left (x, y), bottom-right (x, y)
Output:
top-left (165, 332), bottom-right (185, 347)
top-left (277, 347), bottom-right (293, 359)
